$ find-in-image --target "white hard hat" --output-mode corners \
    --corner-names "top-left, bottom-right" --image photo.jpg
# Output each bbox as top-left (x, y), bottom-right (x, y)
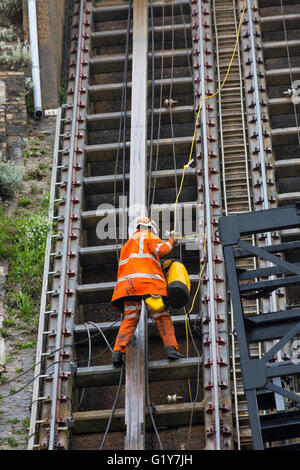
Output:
top-left (136, 216), bottom-right (158, 235)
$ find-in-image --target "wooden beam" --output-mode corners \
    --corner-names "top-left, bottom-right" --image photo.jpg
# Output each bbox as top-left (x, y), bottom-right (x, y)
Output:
top-left (72, 402), bottom-right (205, 434)
top-left (75, 357), bottom-right (202, 388)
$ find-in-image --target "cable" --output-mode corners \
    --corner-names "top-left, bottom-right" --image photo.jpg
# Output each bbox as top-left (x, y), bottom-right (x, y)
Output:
top-left (99, 359), bottom-right (125, 450)
top-left (79, 322), bottom-right (92, 405)
top-left (0, 320), bottom-right (120, 397)
top-left (87, 321), bottom-right (113, 353)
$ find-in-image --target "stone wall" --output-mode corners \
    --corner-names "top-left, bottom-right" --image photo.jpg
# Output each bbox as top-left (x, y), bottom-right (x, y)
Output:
top-left (0, 72), bottom-right (27, 162)
top-left (23, 0), bottom-right (67, 110)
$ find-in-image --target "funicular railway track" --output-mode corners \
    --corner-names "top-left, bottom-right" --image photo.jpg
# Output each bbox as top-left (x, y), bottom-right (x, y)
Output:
top-left (27, 0), bottom-right (300, 452)
top-left (28, 0), bottom-right (232, 451)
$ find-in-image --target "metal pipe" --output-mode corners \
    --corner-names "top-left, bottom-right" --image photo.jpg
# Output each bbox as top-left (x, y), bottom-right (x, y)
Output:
top-left (28, 0), bottom-right (43, 119)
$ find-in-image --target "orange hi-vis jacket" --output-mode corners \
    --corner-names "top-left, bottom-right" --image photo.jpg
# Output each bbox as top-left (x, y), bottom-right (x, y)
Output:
top-left (111, 229), bottom-right (174, 310)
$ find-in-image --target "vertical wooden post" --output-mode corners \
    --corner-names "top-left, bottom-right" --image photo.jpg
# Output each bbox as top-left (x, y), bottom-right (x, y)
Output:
top-left (125, 0), bottom-right (148, 450)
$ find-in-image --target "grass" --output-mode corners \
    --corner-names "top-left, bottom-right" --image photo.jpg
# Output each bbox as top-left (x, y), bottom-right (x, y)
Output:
top-left (0, 192), bottom-right (50, 329)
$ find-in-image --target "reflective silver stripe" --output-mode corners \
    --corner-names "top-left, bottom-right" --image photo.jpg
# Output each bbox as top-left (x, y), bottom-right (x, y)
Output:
top-left (124, 313), bottom-right (140, 319)
top-left (139, 234), bottom-right (145, 254)
top-left (117, 273), bottom-right (164, 283)
top-left (124, 304), bottom-right (141, 312)
top-left (166, 242), bottom-right (173, 251)
top-left (151, 311), bottom-right (170, 319)
top-left (154, 243), bottom-right (162, 256)
top-left (119, 253), bottom-right (160, 266)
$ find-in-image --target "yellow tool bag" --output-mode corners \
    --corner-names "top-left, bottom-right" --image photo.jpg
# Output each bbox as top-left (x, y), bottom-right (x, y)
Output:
top-left (162, 259), bottom-right (191, 309)
top-left (144, 295), bottom-right (165, 313)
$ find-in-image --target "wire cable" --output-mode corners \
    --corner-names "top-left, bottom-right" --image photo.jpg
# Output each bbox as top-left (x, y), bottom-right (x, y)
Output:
top-left (99, 359), bottom-right (125, 450)
top-left (0, 320), bottom-right (120, 397)
top-left (79, 322), bottom-right (92, 405)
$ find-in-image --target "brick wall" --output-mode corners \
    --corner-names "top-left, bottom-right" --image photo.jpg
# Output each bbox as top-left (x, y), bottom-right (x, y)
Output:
top-left (0, 72), bottom-right (26, 162)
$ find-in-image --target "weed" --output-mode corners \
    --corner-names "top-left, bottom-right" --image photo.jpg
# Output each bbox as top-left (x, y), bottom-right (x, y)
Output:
top-left (38, 163), bottom-right (48, 171)
top-left (3, 318), bottom-right (15, 328)
top-left (19, 196), bottom-right (31, 208)
top-left (0, 194), bottom-right (50, 325)
top-left (6, 418), bottom-right (18, 424)
top-left (0, 327), bottom-right (7, 337)
top-left (7, 437), bottom-right (18, 448)
top-left (22, 418), bottom-right (29, 428)
top-left (30, 183), bottom-right (42, 194)
top-left (0, 26), bottom-right (17, 42)
top-left (14, 340), bottom-right (36, 350)
top-left (0, 40), bottom-right (31, 71)
top-left (0, 153), bottom-right (24, 199)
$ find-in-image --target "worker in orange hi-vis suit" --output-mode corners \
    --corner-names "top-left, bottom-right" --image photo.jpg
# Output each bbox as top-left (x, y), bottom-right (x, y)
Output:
top-left (111, 216), bottom-right (183, 367)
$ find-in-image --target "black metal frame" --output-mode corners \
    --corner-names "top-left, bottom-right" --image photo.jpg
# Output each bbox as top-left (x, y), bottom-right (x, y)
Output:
top-left (219, 203), bottom-right (300, 450)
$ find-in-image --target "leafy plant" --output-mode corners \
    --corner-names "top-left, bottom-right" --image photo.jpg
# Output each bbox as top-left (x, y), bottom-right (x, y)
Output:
top-left (0, 26), bottom-right (17, 42)
top-left (0, 40), bottom-right (31, 71)
top-left (0, 153), bottom-right (24, 199)
top-left (0, 193), bottom-right (50, 326)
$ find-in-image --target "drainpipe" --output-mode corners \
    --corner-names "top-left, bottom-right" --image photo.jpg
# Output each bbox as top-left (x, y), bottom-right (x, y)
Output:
top-left (28, 0), bottom-right (43, 119)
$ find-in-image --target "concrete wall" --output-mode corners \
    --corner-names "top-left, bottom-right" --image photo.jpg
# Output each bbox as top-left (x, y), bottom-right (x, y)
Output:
top-left (23, 0), bottom-right (67, 110)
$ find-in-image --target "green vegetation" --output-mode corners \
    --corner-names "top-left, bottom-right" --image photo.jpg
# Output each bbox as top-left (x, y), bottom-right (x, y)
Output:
top-left (0, 26), bottom-right (17, 42)
top-left (7, 437), bottom-right (18, 448)
top-left (0, 192), bottom-right (50, 329)
top-left (0, 153), bottom-right (24, 199)
top-left (0, 40), bottom-right (31, 71)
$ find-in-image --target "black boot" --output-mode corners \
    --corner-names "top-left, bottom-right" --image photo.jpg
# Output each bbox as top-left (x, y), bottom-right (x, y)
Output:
top-left (166, 346), bottom-right (184, 361)
top-left (112, 350), bottom-right (124, 367)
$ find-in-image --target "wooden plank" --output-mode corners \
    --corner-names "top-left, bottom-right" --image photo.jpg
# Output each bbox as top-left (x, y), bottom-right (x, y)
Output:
top-left (75, 357), bottom-right (201, 388)
top-left (88, 77), bottom-right (193, 102)
top-left (83, 167), bottom-right (196, 194)
top-left (89, 49), bottom-right (192, 75)
top-left (72, 402), bottom-right (205, 433)
top-left (74, 314), bottom-right (198, 337)
top-left (86, 105), bottom-right (194, 131)
top-left (84, 136), bottom-right (193, 161)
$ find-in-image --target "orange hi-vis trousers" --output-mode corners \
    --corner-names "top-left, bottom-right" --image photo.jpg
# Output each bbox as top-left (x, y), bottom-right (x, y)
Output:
top-left (113, 298), bottom-right (179, 353)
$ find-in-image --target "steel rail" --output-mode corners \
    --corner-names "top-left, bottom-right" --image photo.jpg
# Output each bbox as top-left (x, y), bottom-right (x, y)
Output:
top-left (48, 0), bottom-right (85, 449)
top-left (197, 0), bottom-right (221, 451)
top-left (213, 0), bottom-right (256, 450)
